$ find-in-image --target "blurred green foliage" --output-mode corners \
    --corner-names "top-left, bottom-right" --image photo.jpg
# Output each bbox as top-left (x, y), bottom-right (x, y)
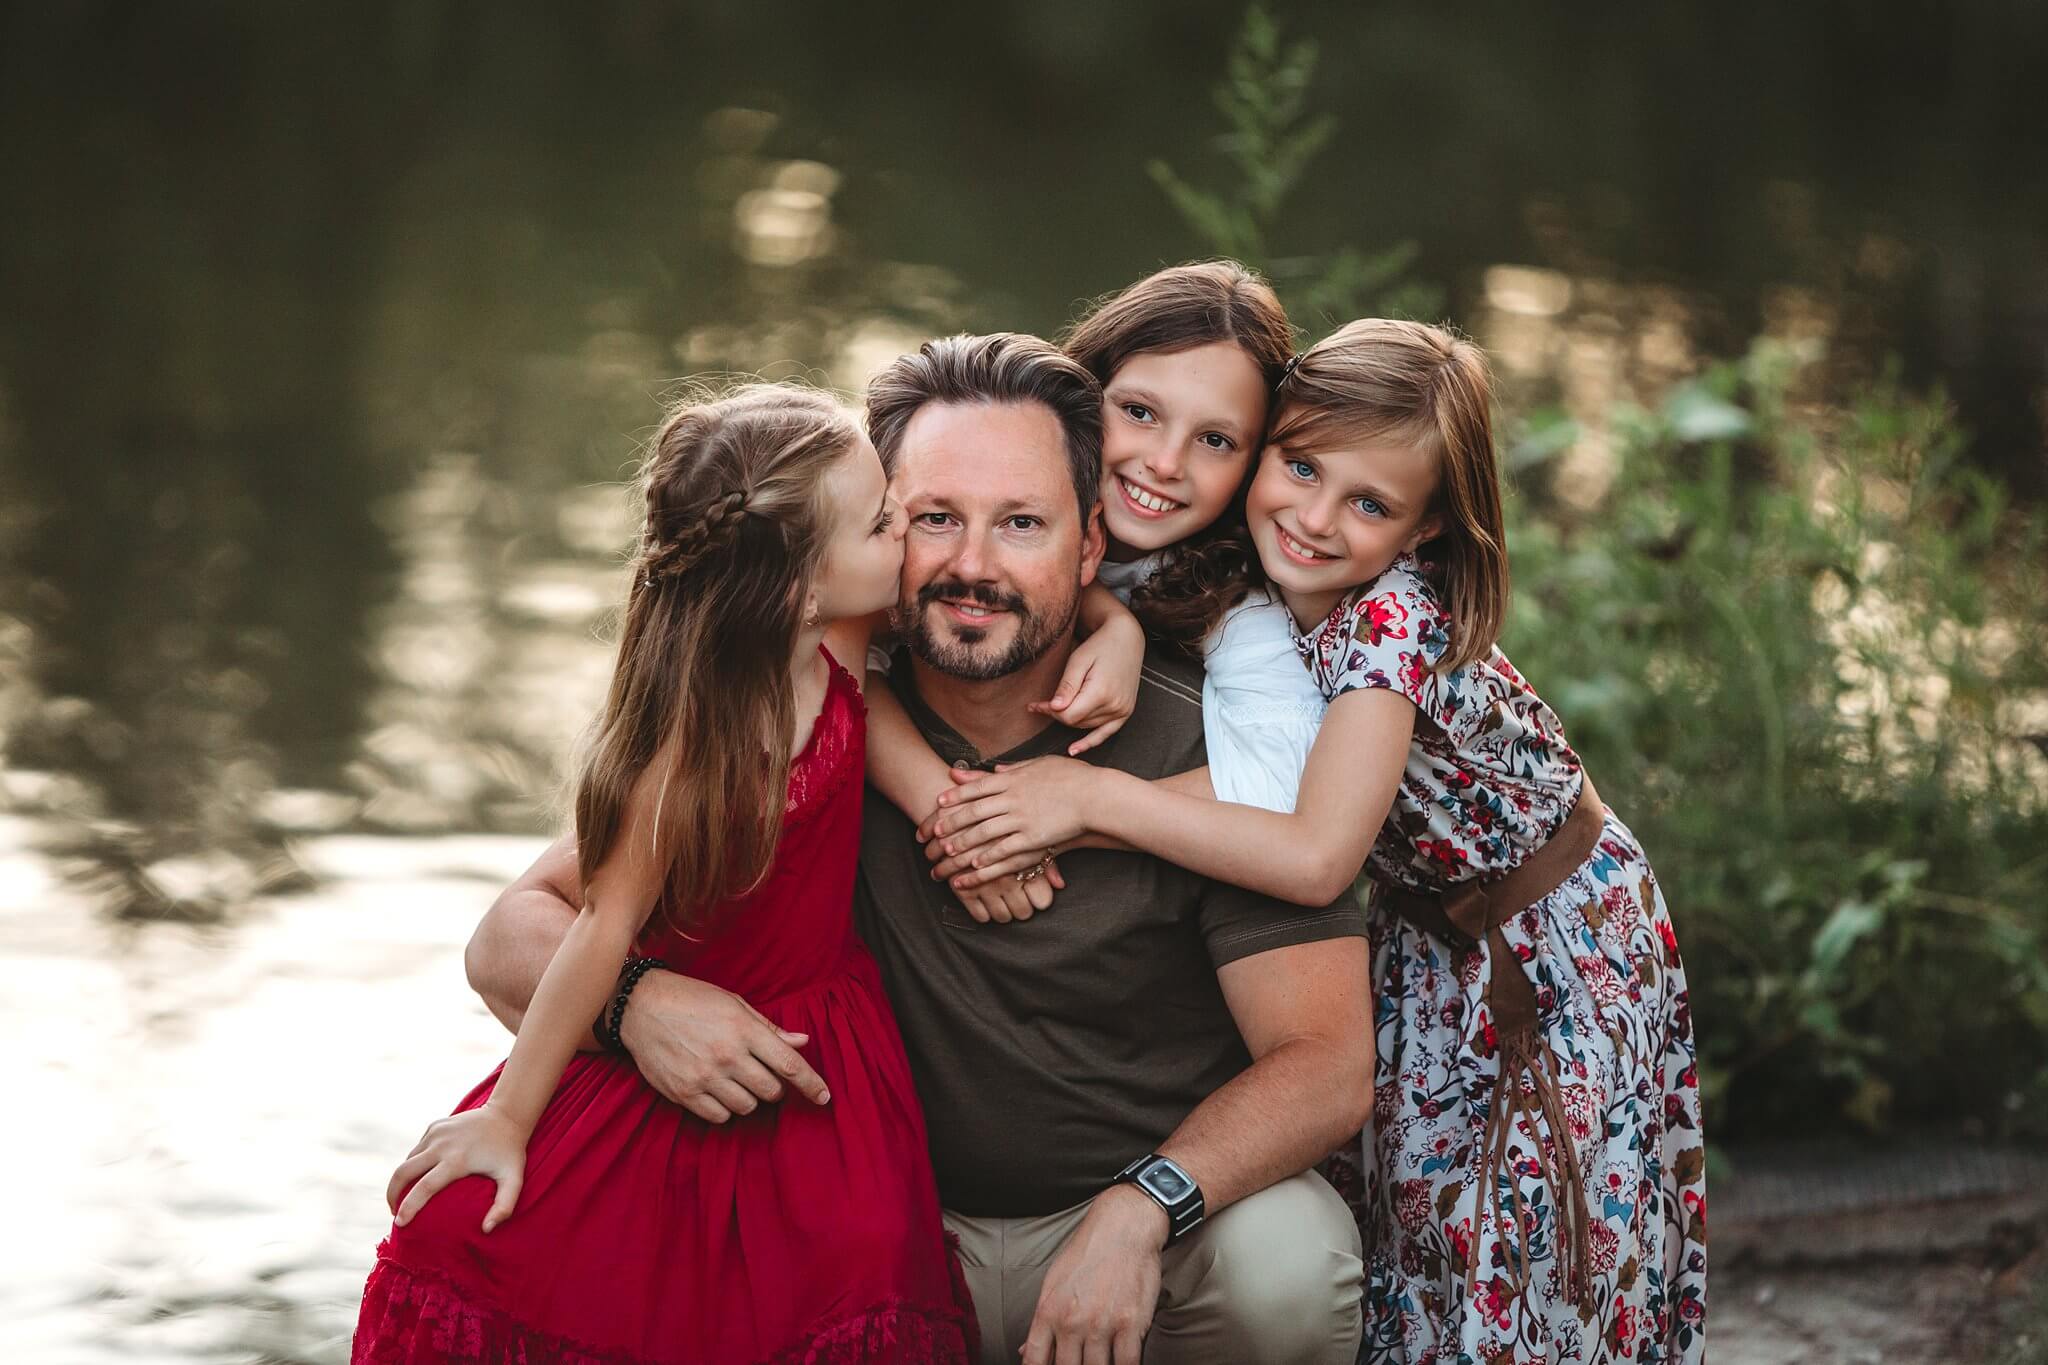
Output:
top-left (1501, 349), bottom-right (2048, 1141)
top-left (1148, 4), bottom-right (1441, 328)
top-left (1164, 5), bottom-right (2048, 1141)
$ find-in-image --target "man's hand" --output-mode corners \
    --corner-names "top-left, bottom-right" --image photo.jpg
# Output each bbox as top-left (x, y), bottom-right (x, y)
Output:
top-left (954, 860), bottom-right (1062, 924)
top-left (620, 970), bottom-right (830, 1123)
top-left (1021, 1183), bottom-right (1168, 1365)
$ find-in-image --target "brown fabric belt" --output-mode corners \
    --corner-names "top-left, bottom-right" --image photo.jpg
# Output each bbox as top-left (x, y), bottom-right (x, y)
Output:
top-left (1379, 775), bottom-right (1606, 1308)
top-left (1380, 776), bottom-right (1606, 948)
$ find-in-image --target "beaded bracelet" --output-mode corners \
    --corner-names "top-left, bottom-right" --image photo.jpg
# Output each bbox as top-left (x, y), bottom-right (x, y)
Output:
top-left (595, 956), bottom-right (667, 1053)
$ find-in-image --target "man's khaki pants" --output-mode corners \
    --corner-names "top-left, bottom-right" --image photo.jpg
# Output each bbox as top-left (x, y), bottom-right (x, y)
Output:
top-left (943, 1171), bottom-right (1363, 1365)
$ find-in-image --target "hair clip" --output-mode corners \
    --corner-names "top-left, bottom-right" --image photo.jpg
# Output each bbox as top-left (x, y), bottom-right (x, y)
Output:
top-left (1280, 353), bottom-right (1304, 383)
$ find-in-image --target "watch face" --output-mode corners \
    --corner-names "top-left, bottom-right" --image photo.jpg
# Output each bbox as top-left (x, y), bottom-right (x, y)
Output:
top-left (1144, 1164), bottom-right (1191, 1201)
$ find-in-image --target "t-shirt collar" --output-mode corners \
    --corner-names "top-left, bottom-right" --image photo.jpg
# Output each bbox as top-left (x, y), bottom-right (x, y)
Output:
top-left (888, 645), bottom-right (1080, 771)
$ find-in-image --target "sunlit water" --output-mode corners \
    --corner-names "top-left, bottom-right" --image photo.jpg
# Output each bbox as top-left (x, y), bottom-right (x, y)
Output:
top-left (0, 818), bottom-right (538, 1364)
top-left (4, 8), bottom-right (2046, 1360)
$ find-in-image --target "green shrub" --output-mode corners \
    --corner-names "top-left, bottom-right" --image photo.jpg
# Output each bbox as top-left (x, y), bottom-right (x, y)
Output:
top-left (1165, 3), bottom-right (2048, 1140)
top-left (1147, 3), bottom-right (1440, 325)
top-left (1499, 343), bottom-right (2048, 1139)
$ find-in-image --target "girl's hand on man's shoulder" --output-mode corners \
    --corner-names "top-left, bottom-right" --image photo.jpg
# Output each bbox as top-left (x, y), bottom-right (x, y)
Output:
top-left (1035, 614), bottom-right (1145, 755)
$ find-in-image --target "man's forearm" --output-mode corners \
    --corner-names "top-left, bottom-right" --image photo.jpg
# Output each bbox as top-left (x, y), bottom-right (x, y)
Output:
top-left (1032, 1010), bottom-right (1372, 1323)
top-left (465, 832), bottom-right (833, 1121)
top-left (1156, 1033), bottom-right (1371, 1216)
top-left (467, 882), bottom-right (582, 1039)
top-left (1138, 936), bottom-right (1375, 1223)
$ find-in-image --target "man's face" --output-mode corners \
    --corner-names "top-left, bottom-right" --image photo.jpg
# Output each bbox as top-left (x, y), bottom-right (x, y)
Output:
top-left (889, 400), bottom-right (1105, 681)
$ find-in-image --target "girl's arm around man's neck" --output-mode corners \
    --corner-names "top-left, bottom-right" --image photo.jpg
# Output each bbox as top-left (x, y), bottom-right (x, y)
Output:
top-left (1093, 686), bottom-right (1415, 905)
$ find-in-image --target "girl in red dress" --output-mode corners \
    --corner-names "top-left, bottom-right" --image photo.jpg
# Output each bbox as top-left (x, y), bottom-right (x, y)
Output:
top-left (353, 384), bottom-right (974, 1364)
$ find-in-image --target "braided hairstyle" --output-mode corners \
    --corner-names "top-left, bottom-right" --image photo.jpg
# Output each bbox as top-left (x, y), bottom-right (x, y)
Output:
top-left (574, 383), bottom-right (862, 928)
top-left (638, 486), bottom-right (750, 585)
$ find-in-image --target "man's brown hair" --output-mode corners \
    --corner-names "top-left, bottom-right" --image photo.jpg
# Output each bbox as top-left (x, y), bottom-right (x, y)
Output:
top-left (864, 332), bottom-right (1103, 518)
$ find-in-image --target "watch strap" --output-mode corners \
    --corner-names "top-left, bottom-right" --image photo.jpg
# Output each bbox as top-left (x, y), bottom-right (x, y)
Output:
top-left (1113, 1153), bottom-right (1206, 1245)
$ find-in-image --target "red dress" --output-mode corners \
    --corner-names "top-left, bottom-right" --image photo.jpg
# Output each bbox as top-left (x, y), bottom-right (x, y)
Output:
top-left (354, 655), bottom-right (974, 1364)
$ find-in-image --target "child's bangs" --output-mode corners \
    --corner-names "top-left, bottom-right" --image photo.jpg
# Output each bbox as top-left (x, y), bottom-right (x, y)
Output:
top-left (1269, 402), bottom-right (1439, 463)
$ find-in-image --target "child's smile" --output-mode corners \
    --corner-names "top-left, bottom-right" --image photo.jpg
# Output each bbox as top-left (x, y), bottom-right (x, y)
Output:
top-left (1111, 471), bottom-right (1188, 517)
top-left (1245, 433), bottom-right (1441, 628)
top-left (1096, 342), bottom-right (1266, 557)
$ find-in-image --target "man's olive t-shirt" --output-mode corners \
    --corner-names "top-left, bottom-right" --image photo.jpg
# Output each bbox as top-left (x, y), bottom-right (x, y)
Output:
top-left (853, 646), bottom-right (1365, 1218)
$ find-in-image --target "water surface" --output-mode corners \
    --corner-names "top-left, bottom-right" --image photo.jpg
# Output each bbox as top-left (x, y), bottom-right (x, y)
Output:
top-left (3, 5), bottom-right (2044, 1359)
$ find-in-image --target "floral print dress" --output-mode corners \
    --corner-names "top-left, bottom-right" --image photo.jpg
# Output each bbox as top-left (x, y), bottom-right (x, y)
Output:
top-left (1297, 555), bottom-right (1706, 1364)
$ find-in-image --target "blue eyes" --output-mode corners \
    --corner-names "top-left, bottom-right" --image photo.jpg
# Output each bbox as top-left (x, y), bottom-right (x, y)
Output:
top-left (1283, 458), bottom-right (1386, 518)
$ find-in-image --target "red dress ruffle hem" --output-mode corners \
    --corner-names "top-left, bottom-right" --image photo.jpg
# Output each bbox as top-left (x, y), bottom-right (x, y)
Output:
top-left (353, 653), bottom-right (974, 1364)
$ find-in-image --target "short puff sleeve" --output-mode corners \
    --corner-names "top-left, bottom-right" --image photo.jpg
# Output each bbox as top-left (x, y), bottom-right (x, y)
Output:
top-left (1295, 555), bottom-right (1453, 718)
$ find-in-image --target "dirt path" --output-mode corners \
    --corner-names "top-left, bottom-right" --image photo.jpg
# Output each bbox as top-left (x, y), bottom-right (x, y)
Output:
top-left (1713, 1138), bottom-right (2048, 1364)
top-left (1716, 1254), bottom-right (2045, 1364)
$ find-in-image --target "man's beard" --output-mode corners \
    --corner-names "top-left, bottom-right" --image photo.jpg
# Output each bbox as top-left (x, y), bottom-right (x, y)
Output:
top-left (899, 575), bottom-right (1080, 682)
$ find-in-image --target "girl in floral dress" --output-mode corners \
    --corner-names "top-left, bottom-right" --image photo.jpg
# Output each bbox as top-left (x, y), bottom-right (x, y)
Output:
top-left (924, 320), bottom-right (1707, 1363)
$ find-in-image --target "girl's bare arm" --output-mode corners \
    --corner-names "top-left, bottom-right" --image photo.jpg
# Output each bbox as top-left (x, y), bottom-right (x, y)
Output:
top-left (830, 617), bottom-right (1060, 924)
top-left (865, 679), bottom-right (959, 822)
top-left (482, 797), bottom-right (664, 1130)
top-left (388, 770), bottom-right (670, 1230)
top-left (927, 688), bottom-right (1413, 905)
top-left (1037, 583), bottom-right (1146, 754)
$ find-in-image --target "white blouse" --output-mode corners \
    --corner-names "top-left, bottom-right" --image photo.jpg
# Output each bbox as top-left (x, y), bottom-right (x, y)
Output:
top-left (1198, 589), bottom-right (1326, 813)
top-left (1098, 555), bottom-right (1324, 814)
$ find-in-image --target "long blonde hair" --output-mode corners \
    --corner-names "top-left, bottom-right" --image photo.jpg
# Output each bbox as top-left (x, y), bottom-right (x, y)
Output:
top-left (1272, 318), bottom-right (1509, 672)
top-left (573, 383), bottom-right (860, 927)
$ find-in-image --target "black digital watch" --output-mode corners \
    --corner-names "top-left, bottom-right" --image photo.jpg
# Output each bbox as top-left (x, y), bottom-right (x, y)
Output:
top-left (1112, 1153), bottom-right (1206, 1245)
